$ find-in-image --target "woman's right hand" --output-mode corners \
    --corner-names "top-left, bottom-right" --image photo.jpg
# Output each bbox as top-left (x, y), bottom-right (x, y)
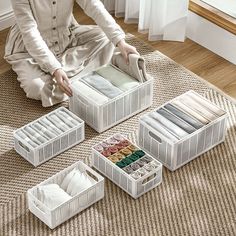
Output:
top-left (53, 69), bottom-right (72, 97)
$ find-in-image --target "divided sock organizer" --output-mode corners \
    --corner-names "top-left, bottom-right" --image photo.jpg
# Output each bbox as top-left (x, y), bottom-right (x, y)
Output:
top-left (91, 133), bottom-right (163, 199)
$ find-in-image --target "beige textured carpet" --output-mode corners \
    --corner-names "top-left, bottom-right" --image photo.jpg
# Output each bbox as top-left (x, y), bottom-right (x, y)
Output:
top-left (0, 35), bottom-right (236, 236)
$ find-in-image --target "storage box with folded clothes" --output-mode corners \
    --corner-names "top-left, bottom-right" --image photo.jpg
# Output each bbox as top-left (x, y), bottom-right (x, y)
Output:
top-left (14, 107), bottom-right (85, 166)
top-left (69, 51), bottom-right (153, 133)
top-left (91, 133), bottom-right (162, 199)
top-left (27, 161), bottom-right (104, 229)
top-left (138, 90), bottom-right (228, 171)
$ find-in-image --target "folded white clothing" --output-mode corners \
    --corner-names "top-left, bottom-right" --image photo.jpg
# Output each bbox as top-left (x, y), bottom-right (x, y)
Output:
top-left (39, 117), bottom-right (63, 135)
top-left (71, 80), bottom-right (109, 105)
top-left (96, 65), bottom-right (140, 92)
top-left (55, 112), bottom-right (76, 128)
top-left (66, 171), bottom-right (95, 197)
top-left (33, 122), bottom-right (57, 139)
top-left (178, 96), bottom-right (218, 121)
top-left (60, 168), bottom-right (77, 191)
top-left (186, 92), bottom-right (226, 117)
top-left (171, 100), bottom-right (210, 125)
top-left (37, 184), bottom-right (72, 210)
top-left (47, 114), bottom-right (70, 132)
top-left (141, 115), bottom-right (179, 142)
top-left (149, 112), bottom-right (189, 139)
top-left (24, 126), bottom-right (48, 143)
top-left (81, 73), bottom-right (123, 99)
top-left (16, 130), bottom-right (38, 148)
top-left (21, 129), bottom-right (42, 146)
top-left (58, 110), bottom-right (79, 126)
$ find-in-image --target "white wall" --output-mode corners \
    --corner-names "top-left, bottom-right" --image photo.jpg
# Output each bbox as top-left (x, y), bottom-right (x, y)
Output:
top-left (187, 11), bottom-right (236, 65)
top-left (0, 0), bottom-right (14, 31)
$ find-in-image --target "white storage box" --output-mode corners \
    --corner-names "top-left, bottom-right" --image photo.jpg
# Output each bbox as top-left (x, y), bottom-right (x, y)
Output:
top-left (91, 134), bottom-right (162, 199)
top-left (14, 107), bottom-right (85, 167)
top-left (138, 90), bottom-right (228, 171)
top-left (27, 161), bottom-right (104, 229)
top-left (69, 64), bottom-right (153, 133)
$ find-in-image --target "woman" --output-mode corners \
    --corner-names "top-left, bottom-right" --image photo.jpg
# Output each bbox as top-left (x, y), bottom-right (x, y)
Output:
top-left (5, 0), bottom-right (138, 107)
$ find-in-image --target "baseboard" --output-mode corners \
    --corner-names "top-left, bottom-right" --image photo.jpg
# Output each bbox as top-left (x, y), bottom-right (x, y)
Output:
top-left (186, 11), bottom-right (236, 65)
top-left (0, 10), bottom-right (14, 31)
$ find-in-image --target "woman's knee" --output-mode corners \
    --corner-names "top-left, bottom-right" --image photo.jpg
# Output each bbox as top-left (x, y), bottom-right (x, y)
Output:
top-left (19, 77), bottom-right (44, 100)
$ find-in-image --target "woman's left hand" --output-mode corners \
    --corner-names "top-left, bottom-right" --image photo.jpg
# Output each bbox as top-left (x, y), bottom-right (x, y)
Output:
top-left (117, 39), bottom-right (139, 64)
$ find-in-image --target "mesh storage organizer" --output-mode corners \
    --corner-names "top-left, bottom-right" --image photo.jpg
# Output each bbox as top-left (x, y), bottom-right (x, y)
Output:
top-left (91, 133), bottom-right (162, 199)
top-left (14, 107), bottom-right (85, 166)
top-left (69, 53), bottom-right (153, 133)
top-left (27, 161), bottom-right (104, 229)
top-left (138, 90), bottom-right (228, 171)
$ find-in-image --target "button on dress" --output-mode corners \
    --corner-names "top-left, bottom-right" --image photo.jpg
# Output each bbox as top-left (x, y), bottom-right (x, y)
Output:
top-left (5, 0), bottom-right (125, 107)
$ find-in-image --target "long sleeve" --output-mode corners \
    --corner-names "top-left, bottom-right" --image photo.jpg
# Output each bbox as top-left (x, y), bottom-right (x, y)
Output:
top-left (76, 0), bottom-right (125, 46)
top-left (11, 0), bottom-right (62, 74)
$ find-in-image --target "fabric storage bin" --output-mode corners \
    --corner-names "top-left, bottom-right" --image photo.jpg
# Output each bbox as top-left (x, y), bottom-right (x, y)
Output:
top-left (91, 133), bottom-right (162, 199)
top-left (138, 90), bottom-right (228, 171)
top-left (69, 53), bottom-right (153, 133)
top-left (14, 107), bottom-right (85, 167)
top-left (27, 161), bottom-right (104, 229)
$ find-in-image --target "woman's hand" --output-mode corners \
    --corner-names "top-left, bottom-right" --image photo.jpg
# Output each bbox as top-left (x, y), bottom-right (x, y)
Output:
top-left (53, 69), bottom-right (72, 97)
top-left (117, 39), bottom-right (139, 64)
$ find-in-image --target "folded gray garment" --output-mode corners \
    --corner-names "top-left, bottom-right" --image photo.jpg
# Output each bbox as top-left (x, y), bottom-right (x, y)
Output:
top-left (96, 65), bottom-right (140, 92)
top-left (47, 114), bottom-right (70, 132)
top-left (71, 80), bottom-right (109, 105)
top-left (16, 130), bottom-right (38, 148)
top-left (39, 118), bottom-right (63, 135)
top-left (141, 115), bottom-right (178, 142)
top-left (112, 50), bottom-right (149, 83)
top-left (33, 122), bottom-right (57, 139)
top-left (164, 104), bottom-right (204, 129)
top-left (171, 100), bottom-right (210, 125)
top-left (186, 92), bottom-right (226, 117)
top-left (178, 96), bottom-right (218, 121)
top-left (149, 112), bottom-right (189, 139)
top-left (156, 108), bottom-right (197, 134)
top-left (80, 73), bottom-right (123, 99)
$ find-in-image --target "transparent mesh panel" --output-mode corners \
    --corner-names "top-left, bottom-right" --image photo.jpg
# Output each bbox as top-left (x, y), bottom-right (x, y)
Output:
top-left (108, 103), bottom-right (116, 125)
top-left (102, 105), bottom-right (108, 128)
top-left (120, 174), bottom-right (128, 190)
top-left (69, 130), bottom-right (77, 146)
top-left (124, 94), bottom-right (131, 117)
top-left (115, 98), bottom-right (124, 122)
top-left (204, 126), bottom-right (213, 150)
top-left (53, 139), bottom-right (60, 154)
top-left (218, 119), bottom-right (226, 142)
top-left (212, 122), bottom-right (221, 144)
top-left (181, 139), bottom-right (190, 163)
top-left (44, 143), bottom-right (53, 159)
top-left (106, 163), bottom-right (113, 177)
top-left (197, 130), bottom-right (206, 154)
top-left (112, 168), bottom-right (120, 184)
top-left (61, 135), bottom-right (69, 150)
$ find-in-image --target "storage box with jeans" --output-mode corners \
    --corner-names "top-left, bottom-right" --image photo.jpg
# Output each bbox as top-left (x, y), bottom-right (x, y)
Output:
top-left (138, 90), bottom-right (228, 171)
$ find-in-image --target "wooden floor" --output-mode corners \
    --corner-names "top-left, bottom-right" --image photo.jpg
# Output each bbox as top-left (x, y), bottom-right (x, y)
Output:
top-left (1, 4), bottom-right (236, 99)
